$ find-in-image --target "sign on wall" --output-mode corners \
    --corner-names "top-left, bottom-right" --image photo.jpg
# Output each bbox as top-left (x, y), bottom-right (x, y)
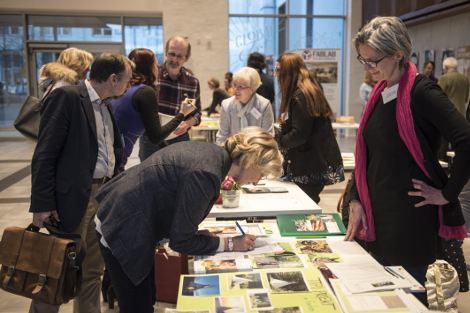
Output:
top-left (297, 49), bottom-right (341, 116)
top-left (457, 46), bottom-right (470, 81)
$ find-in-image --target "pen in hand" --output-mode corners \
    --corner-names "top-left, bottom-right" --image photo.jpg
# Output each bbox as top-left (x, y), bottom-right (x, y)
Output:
top-left (183, 93), bottom-right (197, 110)
top-left (235, 221), bottom-right (245, 235)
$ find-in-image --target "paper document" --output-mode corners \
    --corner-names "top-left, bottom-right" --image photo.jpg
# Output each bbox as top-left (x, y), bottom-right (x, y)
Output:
top-left (245, 195), bottom-right (302, 208)
top-left (213, 237), bottom-right (284, 258)
top-left (159, 113), bottom-right (180, 140)
top-left (326, 262), bottom-right (412, 294)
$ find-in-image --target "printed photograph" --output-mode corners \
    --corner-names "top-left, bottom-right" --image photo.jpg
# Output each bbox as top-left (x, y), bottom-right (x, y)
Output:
top-left (425, 49), bottom-right (434, 63)
top-left (296, 240), bottom-right (333, 254)
top-left (259, 307), bottom-right (303, 313)
top-left (306, 253), bottom-right (342, 268)
top-left (371, 281), bottom-right (395, 288)
top-left (165, 308), bottom-right (211, 313)
top-left (248, 290), bottom-right (273, 310)
top-left (199, 260), bottom-right (238, 273)
top-left (266, 271), bottom-right (311, 293)
top-left (204, 226), bottom-right (237, 234)
top-left (181, 275), bottom-right (221, 297)
top-left (227, 273), bottom-right (264, 290)
top-left (259, 242), bottom-right (296, 258)
top-left (307, 62), bottom-right (338, 84)
top-left (253, 255), bottom-right (304, 269)
top-left (214, 296), bottom-right (247, 313)
top-left (294, 219), bottom-right (313, 231)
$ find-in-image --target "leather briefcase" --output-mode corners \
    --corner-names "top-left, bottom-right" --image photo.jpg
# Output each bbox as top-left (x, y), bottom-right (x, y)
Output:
top-left (0, 224), bottom-right (81, 305)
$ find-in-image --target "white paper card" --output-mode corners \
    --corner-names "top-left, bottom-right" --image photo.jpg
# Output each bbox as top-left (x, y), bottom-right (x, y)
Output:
top-left (381, 84), bottom-right (399, 104)
top-left (250, 108), bottom-right (262, 119)
top-left (280, 112), bottom-right (288, 121)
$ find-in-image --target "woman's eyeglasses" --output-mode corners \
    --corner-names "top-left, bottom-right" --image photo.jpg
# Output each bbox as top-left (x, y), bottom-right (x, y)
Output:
top-left (356, 55), bottom-right (387, 68)
top-left (233, 84), bottom-right (250, 91)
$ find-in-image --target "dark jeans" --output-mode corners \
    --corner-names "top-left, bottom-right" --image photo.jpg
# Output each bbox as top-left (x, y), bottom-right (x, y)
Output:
top-left (139, 132), bottom-right (190, 162)
top-left (370, 252), bottom-right (429, 307)
top-left (294, 182), bottom-right (324, 204)
top-left (97, 232), bottom-right (156, 313)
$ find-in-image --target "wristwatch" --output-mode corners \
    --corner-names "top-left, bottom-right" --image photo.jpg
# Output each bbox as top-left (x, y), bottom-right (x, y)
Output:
top-left (228, 237), bottom-right (234, 252)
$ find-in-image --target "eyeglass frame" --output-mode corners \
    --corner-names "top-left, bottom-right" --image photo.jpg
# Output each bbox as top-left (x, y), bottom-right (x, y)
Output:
top-left (167, 52), bottom-right (186, 61)
top-left (356, 55), bottom-right (388, 68)
top-left (232, 84), bottom-right (251, 91)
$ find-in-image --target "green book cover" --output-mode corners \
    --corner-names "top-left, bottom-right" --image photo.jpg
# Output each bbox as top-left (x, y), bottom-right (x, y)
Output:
top-left (276, 213), bottom-right (347, 237)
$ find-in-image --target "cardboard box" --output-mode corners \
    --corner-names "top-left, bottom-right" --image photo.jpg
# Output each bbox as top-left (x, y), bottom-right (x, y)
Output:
top-left (336, 116), bottom-right (355, 124)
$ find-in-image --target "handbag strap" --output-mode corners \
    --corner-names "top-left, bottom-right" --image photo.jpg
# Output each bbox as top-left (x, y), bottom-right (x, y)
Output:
top-left (40, 81), bottom-right (57, 103)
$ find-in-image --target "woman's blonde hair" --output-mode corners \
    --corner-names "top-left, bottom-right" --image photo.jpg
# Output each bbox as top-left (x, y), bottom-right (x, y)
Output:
top-left (57, 47), bottom-right (94, 72)
top-left (233, 67), bottom-right (261, 89)
top-left (222, 127), bottom-right (283, 179)
top-left (207, 77), bottom-right (220, 89)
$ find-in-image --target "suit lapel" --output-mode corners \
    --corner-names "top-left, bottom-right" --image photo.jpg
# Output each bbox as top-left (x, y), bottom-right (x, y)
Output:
top-left (78, 81), bottom-right (98, 141)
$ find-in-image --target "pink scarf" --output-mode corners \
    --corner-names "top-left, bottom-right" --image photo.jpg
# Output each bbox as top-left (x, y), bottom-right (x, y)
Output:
top-left (355, 61), bottom-right (467, 242)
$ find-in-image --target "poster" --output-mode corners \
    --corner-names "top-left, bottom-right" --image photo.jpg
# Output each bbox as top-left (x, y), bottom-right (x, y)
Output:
top-left (441, 48), bottom-right (455, 75)
top-left (457, 46), bottom-right (470, 81)
top-left (297, 49), bottom-right (341, 117)
top-left (424, 49), bottom-right (434, 63)
top-left (410, 52), bottom-right (418, 68)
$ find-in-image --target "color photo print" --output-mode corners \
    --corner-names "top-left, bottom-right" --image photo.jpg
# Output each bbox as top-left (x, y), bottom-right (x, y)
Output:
top-left (214, 295), bottom-right (247, 313)
top-left (247, 289), bottom-right (273, 310)
top-left (295, 239), bottom-right (333, 254)
top-left (227, 272), bottom-right (264, 290)
top-left (181, 275), bottom-right (221, 296)
top-left (266, 270), bottom-right (311, 293)
top-left (165, 310), bottom-right (210, 313)
top-left (259, 307), bottom-right (303, 313)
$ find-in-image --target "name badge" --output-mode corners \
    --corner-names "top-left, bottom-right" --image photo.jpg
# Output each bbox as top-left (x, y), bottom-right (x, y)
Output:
top-left (250, 108), bottom-right (262, 119)
top-left (381, 84), bottom-right (399, 104)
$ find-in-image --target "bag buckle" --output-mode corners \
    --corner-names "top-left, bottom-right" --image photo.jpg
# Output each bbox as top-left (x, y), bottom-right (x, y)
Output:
top-left (32, 274), bottom-right (47, 295)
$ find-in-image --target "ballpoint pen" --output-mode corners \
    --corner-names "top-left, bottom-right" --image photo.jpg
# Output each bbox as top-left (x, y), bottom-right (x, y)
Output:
top-left (384, 266), bottom-right (398, 278)
top-left (386, 266), bottom-right (405, 279)
top-left (235, 221), bottom-right (245, 235)
top-left (183, 93), bottom-right (197, 110)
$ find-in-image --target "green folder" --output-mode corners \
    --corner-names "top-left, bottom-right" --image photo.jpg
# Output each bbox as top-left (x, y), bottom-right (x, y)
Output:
top-left (276, 213), bottom-right (347, 237)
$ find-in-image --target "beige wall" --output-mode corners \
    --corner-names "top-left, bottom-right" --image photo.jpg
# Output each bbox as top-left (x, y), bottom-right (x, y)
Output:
top-left (408, 11), bottom-right (470, 80)
top-left (1, 0), bottom-right (229, 109)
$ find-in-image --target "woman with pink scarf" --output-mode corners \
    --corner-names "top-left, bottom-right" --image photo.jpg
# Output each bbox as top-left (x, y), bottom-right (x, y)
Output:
top-left (345, 16), bottom-right (470, 306)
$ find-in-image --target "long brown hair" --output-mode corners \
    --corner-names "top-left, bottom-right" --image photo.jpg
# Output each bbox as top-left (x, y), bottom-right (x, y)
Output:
top-left (128, 48), bottom-right (158, 92)
top-left (277, 53), bottom-right (332, 123)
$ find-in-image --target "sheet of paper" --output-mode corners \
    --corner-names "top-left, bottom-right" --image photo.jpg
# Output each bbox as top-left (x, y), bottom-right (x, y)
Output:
top-left (214, 237), bottom-right (284, 258)
top-left (330, 279), bottom-right (419, 313)
top-left (326, 262), bottom-right (412, 294)
top-left (244, 195), bottom-right (302, 208)
top-left (159, 113), bottom-right (180, 140)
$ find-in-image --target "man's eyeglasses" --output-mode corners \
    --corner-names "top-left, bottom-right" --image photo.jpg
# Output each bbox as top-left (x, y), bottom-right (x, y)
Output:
top-left (167, 52), bottom-right (186, 61)
top-left (356, 55), bottom-right (387, 68)
top-left (233, 84), bottom-right (251, 91)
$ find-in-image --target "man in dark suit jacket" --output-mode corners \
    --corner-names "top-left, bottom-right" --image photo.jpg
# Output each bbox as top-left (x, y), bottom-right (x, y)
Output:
top-left (29, 52), bottom-right (133, 313)
top-left (247, 52), bottom-right (276, 120)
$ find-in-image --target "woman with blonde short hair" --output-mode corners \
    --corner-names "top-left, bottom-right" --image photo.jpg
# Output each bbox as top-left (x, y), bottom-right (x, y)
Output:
top-left (38, 47), bottom-right (94, 94)
top-left (215, 67), bottom-right (274, 146)
top-left (345, 16), bottom-right (470, 306)
top-left (95, 126), bottom-right (282, 312)
top-left (206, 77), bottom-right (229, 117)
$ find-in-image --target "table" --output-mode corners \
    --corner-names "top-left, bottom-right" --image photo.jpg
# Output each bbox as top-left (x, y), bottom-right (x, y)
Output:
top-left (191, 116), bottom-right (220, 142)
top-left (208, 179), bottom-right (322, 219)
top-left (331, 122), bottom-right (360, 139)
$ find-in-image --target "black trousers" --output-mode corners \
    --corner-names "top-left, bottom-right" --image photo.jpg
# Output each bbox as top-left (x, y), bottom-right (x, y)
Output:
top-left (294, 182), bottom-right (324, 204)
top-left (97, 232), bottom-right (156, 313)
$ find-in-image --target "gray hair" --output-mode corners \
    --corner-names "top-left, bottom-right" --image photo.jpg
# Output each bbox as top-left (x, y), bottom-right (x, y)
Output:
top-left (233, 67), bottom-right (261, 90)
top-left (353, 16), bottom-right (412, 69)
top-left (89, 53), bottom-right (135, 83)
top-left (443, 57), bottom-right (458, 70)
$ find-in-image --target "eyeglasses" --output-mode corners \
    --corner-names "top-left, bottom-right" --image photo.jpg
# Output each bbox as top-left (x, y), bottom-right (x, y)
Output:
top-left (167, 52), bottom-right (186, 61)
top-left (356, 55), bottom-right (387, 68)
top-left (233, 84), bottom-right (251, 91)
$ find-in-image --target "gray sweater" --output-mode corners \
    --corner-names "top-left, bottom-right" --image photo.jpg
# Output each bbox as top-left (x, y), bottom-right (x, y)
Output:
top-left (96, 141), bottom-right (232, 285)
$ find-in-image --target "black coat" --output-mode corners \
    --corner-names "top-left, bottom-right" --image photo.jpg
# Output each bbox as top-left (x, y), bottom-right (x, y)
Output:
top-left (277, 89), bottom-right (342, 177)
top-left (256, 70), bottom-right (276, 118)
top-left (30, 81), bottom-right (123, 232)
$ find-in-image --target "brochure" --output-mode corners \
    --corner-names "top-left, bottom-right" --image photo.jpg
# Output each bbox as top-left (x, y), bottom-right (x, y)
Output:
top-left (277, 213), bottom-right (347, 237)
top-left (242, 187), bottom-right (288, 194)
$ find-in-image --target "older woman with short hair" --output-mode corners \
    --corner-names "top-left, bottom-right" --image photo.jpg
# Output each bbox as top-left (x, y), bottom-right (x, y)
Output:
top-left (95, 127), bottom-right (283, 312)
top-left (345, 16), bottom-right (470, 305)
top-left (215, 67), bottom-right (274, 146)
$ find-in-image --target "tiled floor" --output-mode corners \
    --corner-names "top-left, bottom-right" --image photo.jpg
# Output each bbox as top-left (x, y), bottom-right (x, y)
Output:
top-left (0, 131), bottom-right (469, 312)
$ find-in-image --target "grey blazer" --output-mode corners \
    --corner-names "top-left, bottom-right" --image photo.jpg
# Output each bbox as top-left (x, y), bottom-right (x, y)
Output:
top-left (96, 141), bottom-right (232, 286)
top-left (215, 94), bottom-right (274, 146)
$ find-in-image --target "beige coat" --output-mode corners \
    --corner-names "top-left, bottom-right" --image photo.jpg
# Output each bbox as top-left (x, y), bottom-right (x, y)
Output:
top-left (438, 70), bottom-right (470, 116)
